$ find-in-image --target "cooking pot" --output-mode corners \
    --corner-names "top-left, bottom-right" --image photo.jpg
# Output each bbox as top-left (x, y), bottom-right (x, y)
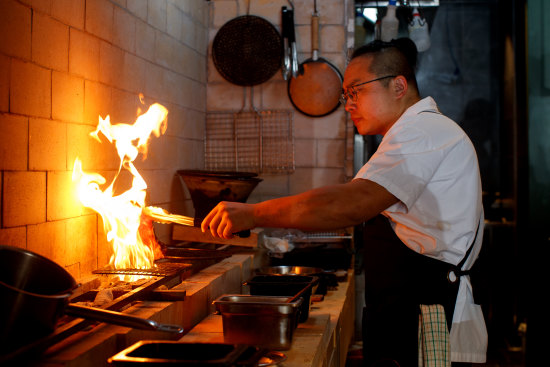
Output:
top-left (0, 245), bottom-right (183, 355)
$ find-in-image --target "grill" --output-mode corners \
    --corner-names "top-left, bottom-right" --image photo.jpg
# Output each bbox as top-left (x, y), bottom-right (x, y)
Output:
top-left (205, 109), bottom-right (295, 174)
top-left (0, 259), bottom-right (197, 365)
top-left (92, 262), bottom-right (190, 277)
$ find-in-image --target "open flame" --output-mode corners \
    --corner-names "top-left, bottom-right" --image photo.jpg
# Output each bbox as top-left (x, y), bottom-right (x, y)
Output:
top-left (72, 103), bottom-right (168, 281)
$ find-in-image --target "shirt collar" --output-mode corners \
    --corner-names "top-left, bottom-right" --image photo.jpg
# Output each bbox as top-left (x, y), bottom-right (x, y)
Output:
top-left (402, 96), bottom-right (439, 117)
top-left (383, 97), bottom-right (439, 137)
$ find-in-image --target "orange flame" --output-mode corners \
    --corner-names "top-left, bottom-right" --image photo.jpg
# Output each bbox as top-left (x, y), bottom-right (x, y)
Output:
top-left (72, 103), bottom-right (168, 281)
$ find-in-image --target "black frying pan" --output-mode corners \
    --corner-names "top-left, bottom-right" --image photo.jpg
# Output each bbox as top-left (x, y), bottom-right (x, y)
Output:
top-left (288, 0), bottom-right (343, 117)
top-left (0, 245), bottom-right (183, 357)
top-left (212, 14), bottom-right (283, 86)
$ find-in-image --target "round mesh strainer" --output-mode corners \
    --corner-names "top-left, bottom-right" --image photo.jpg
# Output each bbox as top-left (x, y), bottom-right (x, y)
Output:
top-left (213, 15), bottom-right (283, 86)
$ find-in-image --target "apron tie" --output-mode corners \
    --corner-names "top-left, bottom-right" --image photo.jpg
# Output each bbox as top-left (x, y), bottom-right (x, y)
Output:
top-left (446, 217), bottom-right (480, 284)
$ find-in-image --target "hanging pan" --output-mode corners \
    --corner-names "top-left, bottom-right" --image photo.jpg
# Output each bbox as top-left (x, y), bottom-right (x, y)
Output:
top-left (288, 0), bottom-right (343, 117)
top-left (212, 3), bottom-right (283, 87)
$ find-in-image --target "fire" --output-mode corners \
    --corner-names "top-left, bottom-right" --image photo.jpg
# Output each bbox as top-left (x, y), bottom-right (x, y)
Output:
top-left (72, 103), bottom-right (168, 281)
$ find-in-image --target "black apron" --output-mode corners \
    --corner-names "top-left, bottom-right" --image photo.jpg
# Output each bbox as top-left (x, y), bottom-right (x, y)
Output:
top-left (361, 215), bottom-right (475, 367)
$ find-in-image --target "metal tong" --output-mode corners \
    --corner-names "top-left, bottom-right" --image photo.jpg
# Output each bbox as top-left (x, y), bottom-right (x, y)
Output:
top-left (143, 206), bottom-right (250, 238)
top-left (281, 4), bottom-right (298, 80)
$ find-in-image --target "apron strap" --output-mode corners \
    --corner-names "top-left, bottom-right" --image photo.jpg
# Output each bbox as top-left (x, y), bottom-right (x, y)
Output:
top-left (447, 217), bottom-right (481, 283)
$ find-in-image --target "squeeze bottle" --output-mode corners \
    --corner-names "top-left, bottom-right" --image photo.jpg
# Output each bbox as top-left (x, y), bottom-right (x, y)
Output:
top-left (408, 7), bottom-right (431, 52)
top-left (380, 0), bottom-right (399, 42)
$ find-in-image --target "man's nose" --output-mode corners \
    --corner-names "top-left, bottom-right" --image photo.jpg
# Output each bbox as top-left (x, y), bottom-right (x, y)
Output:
top-left (344, 99), bottom-right (355, 112)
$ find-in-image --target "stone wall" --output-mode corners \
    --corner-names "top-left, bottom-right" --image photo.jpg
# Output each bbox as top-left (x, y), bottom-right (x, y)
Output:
top-left (0, 0), bottom-right (353, 279)
top-left (207, 0), bottom-right (354, 203)
top-left (0, 0), bottom-right (209, 278)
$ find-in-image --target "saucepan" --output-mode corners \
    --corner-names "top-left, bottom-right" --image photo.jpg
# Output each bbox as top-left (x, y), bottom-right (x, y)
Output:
top-left (287, 0), bottom-right (343, 117)
top-left (256, 266), bottom-right (338, 295)
top-left (0, 245), bottom-right (183, 355)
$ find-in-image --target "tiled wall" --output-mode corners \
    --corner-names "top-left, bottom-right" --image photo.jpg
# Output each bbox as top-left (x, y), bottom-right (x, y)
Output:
top-left (0, 0), bottom-right (209, 279)
top-left (0, 0), bottom-right (353, 280)
top-left (207, 0), bottom-right (355, 203)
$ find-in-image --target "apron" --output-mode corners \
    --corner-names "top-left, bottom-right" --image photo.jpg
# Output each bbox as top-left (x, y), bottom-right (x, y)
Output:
top-left (361, 215), bottom-right (476, 367)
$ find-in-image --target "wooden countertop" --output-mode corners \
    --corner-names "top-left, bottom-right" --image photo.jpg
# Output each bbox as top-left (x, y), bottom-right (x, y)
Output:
top-left (179, 269), bottom-right (356, 367)
top-left (24, 251), bottom-right (354, 367)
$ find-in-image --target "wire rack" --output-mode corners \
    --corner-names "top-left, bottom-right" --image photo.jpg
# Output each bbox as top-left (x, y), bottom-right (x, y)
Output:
top-left (92, 262), bottom-right (191, 277)
top-left (294, 229), bottom-right (354, 243)
top-left (205, 109), bottom-right (295, 174)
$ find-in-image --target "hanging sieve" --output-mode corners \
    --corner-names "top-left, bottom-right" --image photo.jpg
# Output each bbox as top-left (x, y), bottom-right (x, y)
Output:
top-left (212, 14), bottom-right (283, 86)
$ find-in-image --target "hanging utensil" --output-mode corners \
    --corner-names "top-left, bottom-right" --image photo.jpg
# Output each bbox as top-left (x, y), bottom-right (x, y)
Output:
top-left (287, 0), bottom-right (343, 117)
top-left (212, 1), bottom-right (283, 86)
top-left (281, 6), bottom-right (291, 80)
top-left (287, 4), bottom-right (299, 78)
top-left (281, 5), bottom-right (298, 79)
top-left (205, 87), bottom-right (295, 174)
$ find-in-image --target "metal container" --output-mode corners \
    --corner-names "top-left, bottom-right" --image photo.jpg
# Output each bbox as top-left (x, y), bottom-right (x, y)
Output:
top-left (213, 295), bottom-right (303, 351)
top-left (244, 275), bottom-right (318, 322)
top-left (257, 265), bottom-right (324, 276)
top-left (108, 340), bottom-right (264, 366)
top-left (256, 266), bottom-right (338, 295)
top-left (268, 229), bottom-right (353, 270)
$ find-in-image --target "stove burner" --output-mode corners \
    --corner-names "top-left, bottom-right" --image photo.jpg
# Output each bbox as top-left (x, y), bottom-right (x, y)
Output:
top-left (92, 262), bottom-right (190, 277)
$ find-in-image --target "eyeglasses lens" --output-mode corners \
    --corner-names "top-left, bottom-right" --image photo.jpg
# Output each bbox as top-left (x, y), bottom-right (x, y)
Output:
top-left (340, 88), bottom-right (357, 105)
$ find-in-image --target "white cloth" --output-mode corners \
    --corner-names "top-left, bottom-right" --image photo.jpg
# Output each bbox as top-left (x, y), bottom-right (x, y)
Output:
top-left (354, 97), bottom-right (487, 363)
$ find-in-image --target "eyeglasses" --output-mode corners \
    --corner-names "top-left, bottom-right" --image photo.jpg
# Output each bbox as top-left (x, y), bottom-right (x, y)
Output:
top-left (340, 75), bottom-right (397, 105)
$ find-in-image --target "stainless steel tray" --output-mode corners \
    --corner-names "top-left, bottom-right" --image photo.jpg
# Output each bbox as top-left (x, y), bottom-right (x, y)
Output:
top-left (213, 295), bottom-right (302, 350)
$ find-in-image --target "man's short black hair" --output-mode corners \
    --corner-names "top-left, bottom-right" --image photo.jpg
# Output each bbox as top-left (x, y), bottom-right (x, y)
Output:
top-left (351, 38), bottom-right (419, 90)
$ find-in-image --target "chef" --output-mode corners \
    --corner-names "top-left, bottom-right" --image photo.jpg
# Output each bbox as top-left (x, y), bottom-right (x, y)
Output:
top-left (202, 38), bottom-right (487, 366)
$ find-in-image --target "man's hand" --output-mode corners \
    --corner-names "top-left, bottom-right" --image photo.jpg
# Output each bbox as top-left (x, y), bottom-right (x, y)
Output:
top-left (200, 179), bottom-right (398, 238)
top-left (201, 201), bottom-right (255, 239)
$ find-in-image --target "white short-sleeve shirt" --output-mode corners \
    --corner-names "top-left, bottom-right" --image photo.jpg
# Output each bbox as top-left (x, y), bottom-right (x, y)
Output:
top-left (354, 96), bottom-right (487, 363)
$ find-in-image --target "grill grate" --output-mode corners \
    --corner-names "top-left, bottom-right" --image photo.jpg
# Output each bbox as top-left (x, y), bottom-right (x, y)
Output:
top-left (205, 109), bottom-right (295, 174)
top-left (92, 262), bottom-right (190, 277)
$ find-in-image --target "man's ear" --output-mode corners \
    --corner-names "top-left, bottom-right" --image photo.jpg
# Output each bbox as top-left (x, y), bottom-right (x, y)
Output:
top-left (393, 76), bottom-right (408, 98)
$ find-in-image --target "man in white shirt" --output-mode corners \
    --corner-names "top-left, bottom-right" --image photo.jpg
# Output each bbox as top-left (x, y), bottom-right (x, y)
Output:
top-left (201, 38), bottom-right (486, 366)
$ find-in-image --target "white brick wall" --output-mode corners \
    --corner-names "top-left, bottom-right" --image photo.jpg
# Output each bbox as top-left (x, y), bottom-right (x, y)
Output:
top-left (0, 0), bottom-right (210, 278)
top-left (0, 114), bottom-right (28, 170)
top-left (206, 0), bottom-right (354, 201)
top-left (0, 0), bottom-right (353, 279)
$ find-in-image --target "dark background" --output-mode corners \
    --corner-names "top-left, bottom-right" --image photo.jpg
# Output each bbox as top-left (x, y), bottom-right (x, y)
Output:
top-left (353, 1), bottom-right (544, 366)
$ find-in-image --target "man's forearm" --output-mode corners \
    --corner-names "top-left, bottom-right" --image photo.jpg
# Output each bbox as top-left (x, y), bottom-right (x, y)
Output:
top-left (252, 180), bottom-right (395, 230)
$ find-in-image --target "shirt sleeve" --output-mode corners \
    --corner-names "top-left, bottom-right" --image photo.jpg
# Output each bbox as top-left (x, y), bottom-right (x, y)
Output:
top-left (355, 120), bottom-right (454, 211)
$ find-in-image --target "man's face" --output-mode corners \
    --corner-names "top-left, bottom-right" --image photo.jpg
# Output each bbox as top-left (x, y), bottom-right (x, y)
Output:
top-left (342, 56), bottom-right (396, 136)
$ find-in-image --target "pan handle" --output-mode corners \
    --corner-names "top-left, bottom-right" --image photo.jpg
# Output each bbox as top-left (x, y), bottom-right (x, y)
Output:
top-left (311, 0), bottom-right (319, 60)
top-left (65, 304), bottom-right (184, 334)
